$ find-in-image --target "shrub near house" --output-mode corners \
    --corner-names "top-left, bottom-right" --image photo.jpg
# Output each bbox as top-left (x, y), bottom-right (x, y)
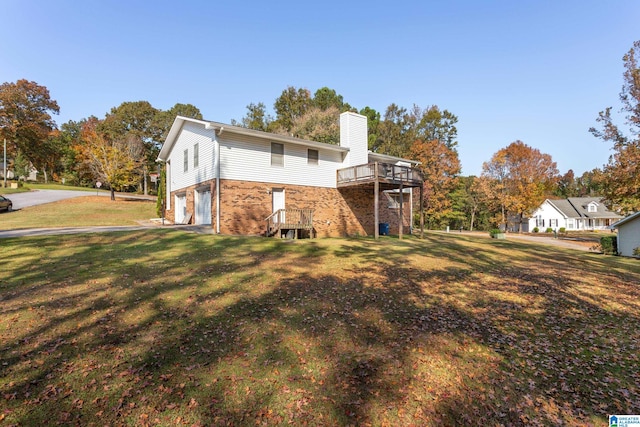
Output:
top-left (600, 235), bottom-right (618, 255)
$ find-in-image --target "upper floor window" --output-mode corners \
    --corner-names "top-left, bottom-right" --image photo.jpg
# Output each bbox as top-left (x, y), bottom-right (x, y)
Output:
top-left (193, 143), bottom-right (199, 168)
top-left (183, 149), bottom-right (188, 172)
top-left (308, 149), bottom-right (319, 165)
top-left (271, 142), bottom-right (284, 167)
top-left (588, 202), bottom-right (597, 213)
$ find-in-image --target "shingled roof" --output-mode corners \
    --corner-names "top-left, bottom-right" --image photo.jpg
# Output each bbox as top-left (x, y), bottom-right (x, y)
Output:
top-left (546, 197), bottom-right (622, 219)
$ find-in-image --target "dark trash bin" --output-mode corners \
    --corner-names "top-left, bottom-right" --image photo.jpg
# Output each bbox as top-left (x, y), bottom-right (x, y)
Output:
top-left (379, 223), bottom-right (390, 235)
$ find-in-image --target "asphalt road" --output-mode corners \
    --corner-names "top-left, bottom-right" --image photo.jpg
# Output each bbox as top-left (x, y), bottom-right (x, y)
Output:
top-left (4, 189), bottom-right (95, 210)
top-left (3, 189), bottom-right (155, 210)
top-left (0, 225), bottom-right (151, 238)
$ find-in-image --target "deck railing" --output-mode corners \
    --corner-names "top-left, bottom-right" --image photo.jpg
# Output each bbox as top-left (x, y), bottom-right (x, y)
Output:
top-left (265, 208), bottom-right (314, 238)
top-left (337, 162), bottom-right (423, 187)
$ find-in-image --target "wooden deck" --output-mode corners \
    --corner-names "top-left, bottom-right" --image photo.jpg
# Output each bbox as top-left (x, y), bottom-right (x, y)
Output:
top-left (337, 162), bottom-right (423, 188)
top-left (337, 162), bottom-right (424, 240)
top-left (266, 208), bottom-right (314, 238)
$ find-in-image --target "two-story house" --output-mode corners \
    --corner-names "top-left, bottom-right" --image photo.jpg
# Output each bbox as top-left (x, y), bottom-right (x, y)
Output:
top-left (156, 112), bottom-right (424, 238)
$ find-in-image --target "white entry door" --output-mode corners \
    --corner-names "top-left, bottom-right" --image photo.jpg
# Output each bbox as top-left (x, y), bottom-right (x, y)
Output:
top-left (174, 195), bottom-right (186, 223)
top-left (195, 190), bottom-right (212, 225)
top-left (272, 188), bottom-right (285, 223)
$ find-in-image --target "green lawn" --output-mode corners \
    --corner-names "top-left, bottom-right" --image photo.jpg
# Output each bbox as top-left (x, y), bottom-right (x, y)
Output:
top-left (0, 196), bottom-right (156, 229)
top-left (1, 229), bottom-right (638, 426)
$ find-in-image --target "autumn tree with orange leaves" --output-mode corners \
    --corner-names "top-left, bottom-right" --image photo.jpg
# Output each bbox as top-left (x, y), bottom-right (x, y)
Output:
top-left (77, 118), bottom-right (145, 200)
top-left (481, 141), bottom-right (558, 232)
top-left (0, 79), bottom-right (60, 182)
top-left (410, 138), bottom-right (461, 228)
top-left (590, 40), bottom-right (640, 214)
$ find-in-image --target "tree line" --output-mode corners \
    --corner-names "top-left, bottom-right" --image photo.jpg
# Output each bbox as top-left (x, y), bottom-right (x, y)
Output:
top-left (1, 40), bottom-right (638, 228)
top-left (0, 84), bottom-right (202, 200)
top-left (232, 84), bottom-right (622, 231)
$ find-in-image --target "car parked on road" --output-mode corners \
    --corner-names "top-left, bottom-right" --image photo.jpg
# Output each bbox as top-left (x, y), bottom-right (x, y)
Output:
top-left (0, 195), bottom-right (13, 212)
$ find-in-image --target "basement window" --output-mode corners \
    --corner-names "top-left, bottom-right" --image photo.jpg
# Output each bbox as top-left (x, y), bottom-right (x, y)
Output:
top-left (385, 191), bottom-right (402, 209)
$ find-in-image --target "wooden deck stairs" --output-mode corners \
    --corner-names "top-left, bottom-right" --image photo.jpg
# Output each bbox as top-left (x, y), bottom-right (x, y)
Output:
top-left (265, 208), bottom-right (314, 238)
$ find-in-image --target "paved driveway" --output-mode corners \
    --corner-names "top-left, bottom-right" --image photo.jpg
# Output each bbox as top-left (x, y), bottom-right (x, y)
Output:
top-left (4, 189), bottom-right (94, 210)
top-left (445, 231), bottom-right (593, 252)
top-left (506, 233), bottom-right (593, 251)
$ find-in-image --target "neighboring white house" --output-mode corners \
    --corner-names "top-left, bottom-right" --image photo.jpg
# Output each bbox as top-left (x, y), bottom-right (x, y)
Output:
top-left (0, 161), bottom-right (38, 181)
top-left (523, 197), bottom-right (622, 232)
top-left (612, 212), bottom-right (640, 257)
top-left (156, 112), bottom-right (423, 238)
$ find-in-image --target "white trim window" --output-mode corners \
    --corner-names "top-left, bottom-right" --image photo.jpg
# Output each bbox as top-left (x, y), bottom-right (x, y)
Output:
top-left (183, 149), bottom-right (188, 172)
top-left (193, 143), bottom-right (199, 168)
top-left (307, 149), bottom-right (319, 165)
top-left (271, 142), bottom-right (284, 167)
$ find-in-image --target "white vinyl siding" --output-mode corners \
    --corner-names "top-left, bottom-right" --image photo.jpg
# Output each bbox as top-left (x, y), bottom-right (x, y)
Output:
top-left (340, 112), bottom-right (368, 166)
top-left (528, 201), bottom-right (567, 232)
top-left (218, 134), bottom-right (342, 188)
top-left (167, 122), bottom-right (216, 192)
top-left (617, 216), bottom-right (640, 257)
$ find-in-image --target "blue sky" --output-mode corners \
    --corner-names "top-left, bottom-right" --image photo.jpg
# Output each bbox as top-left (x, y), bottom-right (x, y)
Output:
top-left (1, 0), bottom-right (638, 176)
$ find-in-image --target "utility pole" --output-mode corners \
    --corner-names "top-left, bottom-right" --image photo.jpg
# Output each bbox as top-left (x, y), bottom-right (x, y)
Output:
top-left (3, 138), bottom-right (6, 189)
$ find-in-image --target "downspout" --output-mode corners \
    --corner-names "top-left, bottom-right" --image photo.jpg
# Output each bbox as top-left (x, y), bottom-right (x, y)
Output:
top-left (409, 187), bottom-right (413, 234)
top-left (214, 127), bottom-right (223, 234)
top-left (216, 133), bottom-right (221, 234)
top-left (163, 160), bottom-right (168, 211)
top-left (205, 122), bottom-right (222, 234)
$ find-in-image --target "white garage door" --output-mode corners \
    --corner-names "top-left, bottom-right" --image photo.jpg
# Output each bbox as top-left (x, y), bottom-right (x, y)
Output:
top-left (195, 190), bottom-right (212, 225)
top-left (174, 195), bottom-right (186, 224)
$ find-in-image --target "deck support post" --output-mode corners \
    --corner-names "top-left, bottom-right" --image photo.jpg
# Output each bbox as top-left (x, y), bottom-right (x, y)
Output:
top-left (374, 162), bottom-right (379, 239)
top-left (399, 182), bottom-right (403, 240)
top-left (419, 185), bottom-right (424, 239)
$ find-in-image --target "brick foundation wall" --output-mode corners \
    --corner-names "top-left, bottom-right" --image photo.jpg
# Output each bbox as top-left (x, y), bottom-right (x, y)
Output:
top-left (167, 179), bottom-right (412, 237)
